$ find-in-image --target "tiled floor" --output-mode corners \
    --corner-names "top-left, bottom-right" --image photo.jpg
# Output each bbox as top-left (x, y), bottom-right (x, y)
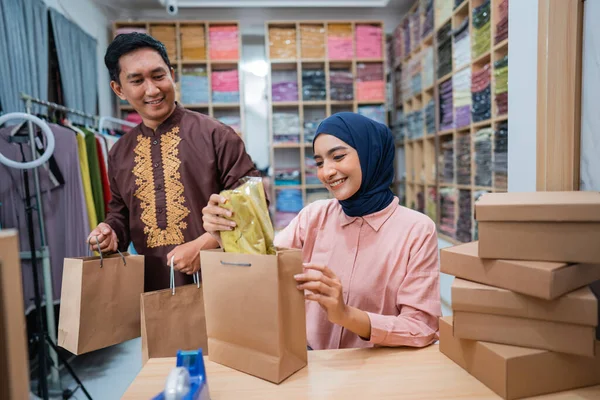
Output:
top-left (41, 238), bottom-right (456, 400)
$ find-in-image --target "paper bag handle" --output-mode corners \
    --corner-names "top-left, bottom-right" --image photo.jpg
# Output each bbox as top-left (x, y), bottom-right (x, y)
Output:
top-left (169, 255), bottom-right (200, 296)
top-left (90, 236), bottom-right (126, 268)
top-left (220, 261), bottom-right (252, 267)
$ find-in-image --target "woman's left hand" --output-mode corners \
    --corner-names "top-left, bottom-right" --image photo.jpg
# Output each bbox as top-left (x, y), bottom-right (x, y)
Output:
top-left (295, 264), bottom-right (347, 325)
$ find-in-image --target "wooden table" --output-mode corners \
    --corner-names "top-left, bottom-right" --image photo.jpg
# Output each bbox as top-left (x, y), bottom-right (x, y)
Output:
top-left (122, 344), bottom-right (600, 399)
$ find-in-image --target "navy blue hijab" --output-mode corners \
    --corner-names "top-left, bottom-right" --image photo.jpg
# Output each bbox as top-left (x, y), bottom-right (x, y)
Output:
top-left (314, 112), bottom-right (395, 217)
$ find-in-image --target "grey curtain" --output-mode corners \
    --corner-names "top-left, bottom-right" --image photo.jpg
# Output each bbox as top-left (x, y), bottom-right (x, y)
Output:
top-left (50, 8), bottom-right (98, 123)
top-left (0, 0), bottom-right (48, 114)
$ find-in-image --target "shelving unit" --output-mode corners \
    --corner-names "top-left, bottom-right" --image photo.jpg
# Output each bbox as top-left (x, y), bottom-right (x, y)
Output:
top-left (391, 0), bottom-right (438, 223)
top-left (266, 20), bottom-right (387, 229)
top-left (112, 20), bottom-right (245, 139)
top-left (394, 0), bottom-right (509, 244)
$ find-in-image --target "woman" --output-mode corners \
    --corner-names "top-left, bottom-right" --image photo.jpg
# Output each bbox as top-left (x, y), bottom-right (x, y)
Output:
top-left (202, 112), bottom-right (441, 350)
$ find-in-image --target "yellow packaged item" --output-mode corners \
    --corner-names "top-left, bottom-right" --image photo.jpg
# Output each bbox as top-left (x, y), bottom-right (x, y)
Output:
top-left (219, 177), bottom-right (276, 255)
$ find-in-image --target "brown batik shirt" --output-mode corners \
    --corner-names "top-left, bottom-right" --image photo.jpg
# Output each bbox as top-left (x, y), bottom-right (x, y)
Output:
top-left (105, 103), bottom-right (259, 291)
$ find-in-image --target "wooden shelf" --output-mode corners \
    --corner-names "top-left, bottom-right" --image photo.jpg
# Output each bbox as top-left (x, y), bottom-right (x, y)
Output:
top-left (114, 20), bottom-right (245, 141)
top-left (438, 128), bottom-right (454, 136)
top-left (494, 115), bottom-right (508, 123)
top-left (437, 72), bottom-right (453, 84)
top-left (453, 0), bottom-right (469, 16)
top-left (275, 185), bottom-right (302, 190)
top-left (267, 19), bottom-right (387, 212)
top-left (474, 186), bottom-right (493, 191)
top-left (472, 51), bottom-right (491, 66)
top-left (456, 184), bottom-right (471, 190)
top-left (472, 119), bottom-right (493, 129)
top-left (453, 64), bottom-right (470, 75)
top-left (424, 84), bottom-right (435, 93)
top-left (456, 125), bottom-right (470, 133)
top-left (494, 39), bottom-right (508, 52)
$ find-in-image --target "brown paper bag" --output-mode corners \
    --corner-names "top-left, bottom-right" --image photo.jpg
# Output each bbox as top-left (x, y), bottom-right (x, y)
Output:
top-left (140, 259), bottom-right (208, 365)
top-left (57, 251), bottom-right (144, 355)
top-left (0, 230), bottom-right (30, 400)
top-left (200, 248), bottom-right (307, 384)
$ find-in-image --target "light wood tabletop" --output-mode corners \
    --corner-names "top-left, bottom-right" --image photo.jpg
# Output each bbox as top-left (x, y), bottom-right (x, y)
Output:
top-left (122, 344), bottom-right (600, 399)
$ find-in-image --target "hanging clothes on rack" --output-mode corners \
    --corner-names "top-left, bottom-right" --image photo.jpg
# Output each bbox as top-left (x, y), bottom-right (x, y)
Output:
top-left (82, 127), bottom-right (105, 221)
top-left (0, 121), bottom-right (90, 308)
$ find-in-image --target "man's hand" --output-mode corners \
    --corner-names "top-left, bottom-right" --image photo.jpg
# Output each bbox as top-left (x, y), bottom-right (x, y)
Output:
top-left (167, 234), bottom-right (220, 275)
top-left (87, 222), bottom-right (118, 253)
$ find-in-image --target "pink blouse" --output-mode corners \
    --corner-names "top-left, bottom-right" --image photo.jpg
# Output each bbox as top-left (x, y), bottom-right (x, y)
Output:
top-left (274, 198), bottom-right (441, 350)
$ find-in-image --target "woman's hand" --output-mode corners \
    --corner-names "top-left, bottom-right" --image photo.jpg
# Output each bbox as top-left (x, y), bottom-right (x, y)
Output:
top-left (201, 193), bottom-right (236, 246)
top-left (294, 264), bottom-right (348, 325)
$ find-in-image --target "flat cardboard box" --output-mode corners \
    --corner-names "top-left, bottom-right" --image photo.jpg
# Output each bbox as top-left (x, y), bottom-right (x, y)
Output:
top-left (475, 191), bottom-right (600, 263)
top-left (453, 311), bottom-right (597, 357)
top-left (0, 230), bottom-right (30, 400)
top-left (451, 278), bottom-right (598, 326)
top-left (440, 241), bottom-right (600, 300)
top-left (439, 316), bottom-right (600, 400)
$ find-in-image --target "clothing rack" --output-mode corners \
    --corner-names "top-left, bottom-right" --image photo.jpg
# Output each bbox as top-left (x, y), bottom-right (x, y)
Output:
top-left (19, 93), bottom-right (101, 388)
top-left (21, 93), bottom-right (98, 124)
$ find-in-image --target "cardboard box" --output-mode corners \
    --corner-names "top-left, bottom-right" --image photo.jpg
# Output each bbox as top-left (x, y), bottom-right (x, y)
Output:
top-left (452, 278), bottom-right (598, 326)
top-left (439, 316), bottom-right (600, 400)
top-left (0, 230), bottom-right (30, 400)
top-left (475, 191), bottom-right (600, 263)
top-left (441, 241), bottom-right (600, 300)
top-left (453, 311), bottom-right (597, 357)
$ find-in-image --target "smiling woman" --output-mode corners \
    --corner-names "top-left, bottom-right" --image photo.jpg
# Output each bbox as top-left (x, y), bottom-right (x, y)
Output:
top-left (203, 112), bottom-right (441, 350)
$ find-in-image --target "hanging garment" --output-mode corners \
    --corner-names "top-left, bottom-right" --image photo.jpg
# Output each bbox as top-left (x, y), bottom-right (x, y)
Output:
top-left (71, 126), bottom-right (98, 230)
top-left (95, 136), bottom-right (111, 212)
top-left (82, 128), bottom-right (105, 221)
top-left (0, 123), bottom-right (90, 308)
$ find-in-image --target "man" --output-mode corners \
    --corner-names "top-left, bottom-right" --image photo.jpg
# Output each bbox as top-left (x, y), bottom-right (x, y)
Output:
top-left (88, 33), bottom-right (258, 291)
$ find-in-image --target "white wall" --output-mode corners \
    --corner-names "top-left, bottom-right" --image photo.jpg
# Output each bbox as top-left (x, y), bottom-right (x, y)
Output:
top-left (44, 0), bottom-right (114, 118)
top-left (507, 0), bottom-right (538, 192)
top-left (118, 6), bottom-right (410, 35)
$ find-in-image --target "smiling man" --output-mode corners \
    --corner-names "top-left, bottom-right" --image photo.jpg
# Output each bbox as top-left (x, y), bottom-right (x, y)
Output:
top-left (87, 33), bottom-right (260, 291)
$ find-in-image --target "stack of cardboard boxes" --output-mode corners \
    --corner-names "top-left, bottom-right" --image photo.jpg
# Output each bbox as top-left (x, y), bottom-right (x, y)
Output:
top-left (439, 191), bottom-right (600, 399)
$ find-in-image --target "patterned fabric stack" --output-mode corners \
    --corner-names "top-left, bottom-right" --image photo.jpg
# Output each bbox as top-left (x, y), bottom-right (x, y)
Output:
top-left (271, 70), bottom-right (298, 102)
top-left (356, 63), bottom-right (385, 101)
top-left (356, 24), bottom-right (383, 58)
top-left (358, 105), bottom-right (386, 124)
top-left (275, 189), bottom-right (303, 230)
top-left (211, 69), bottom-right (239, 103)
top-left (421, 0), bottom-right (434, 39)
top-left (149, 25), bottom-right (176, 61)
top-left (453, 17), bottom-right (470, 70)
top-left (409, 55), bottom-right (422, 96)
top-left (471, 65), bottom-right (491, 122)
top-left (180, 25), bottom-right (206, 60)
top-left (472, 0), bottom-right (491, 59)
top-left (216, 115), bottom-right (241, 133)
top-left (474, 127), bottom-right (493, 187)
top-left (209, 25), bottom-right (239, 60)
top-left (456, 134), bottom-right (471, 185)
top-left (439, 187), bottom-right (457, 238)
top-left (302, 69), bottom-right (326, 101)
top-left (407, 109), bottom-right (424, 139)
top-left (457, 190), bottom-right (472, 243)
top-left (401, 65), bottom-right (412, 101)
top-left (272, 111), bottom-right (300, 143)
top-left (275, 169), bottom-right (301, 186)
top-left (301, 24), bottom-right (325, 59)
top-left (392, 109), bottom-right (406, 142)
top-left (440, 138), bottom-right (454, 183)
top-left (422, 46), bottom-right (435, 89)
top-left (425, 99), bottom-right (436, 135)
top-left (329, 69), bottom-right (353, 101)
top-left (435, 0), bottom-right (453, 30)
top-left (439, 77), bottom-right (454, 131)
top-left (454, 0), bottom-right (466, 9)
top-left (181, 67), bottom-right (209, 104)
top-left (328, 24), bottom-right (353, 60)
top-left (269, 26), bottom-right (297, 59)
top-left (494, 55), bottom-right (508, 115)
top-left (453, 68), bottom-right (472, 128)
top-left (426, 187), bottom-right (437, 222)
top-left (304, 156), bottom-right (320, 185)
top-left (495, 0), bottom-right (509, 44)
top-left (403, 18), bottom-right (411, 57)
top-left (393, 25), bottom-right (403, 61)
top-left (494, 121), bottom-right (508, 190)
top-left (411, 9), bottom-right (421, 49)
top-left (437, 22), bottom-right (452, 78)
top-left (472, 190), bottom-right (489, 239)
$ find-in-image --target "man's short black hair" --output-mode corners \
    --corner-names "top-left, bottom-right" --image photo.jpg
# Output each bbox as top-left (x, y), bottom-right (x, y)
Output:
top-left (104, 32), bottom-right (172, 83)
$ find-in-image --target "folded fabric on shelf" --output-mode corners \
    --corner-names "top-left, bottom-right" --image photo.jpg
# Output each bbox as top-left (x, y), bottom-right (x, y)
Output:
top-left (356, 24), bottom-right (383, 59)
top-left (301, 24), bottom-right (325, 59)
top-left (209, 25), bottom-right (239, 60)
top-left (457, 189), bottom-right (472, 243)
top-left (472, 0), bottom-right (491, 59)
top-left (181, 67), bottom-right (209, 104)
top-left (328, 24), bottom-right (353, 60)
top-left (474, 127), bottom-right (493, 187)
top-left (494, 121), bottom-right (508, 189)
top-left (302, 69), bottom-right (326, 101)
top-left (358, 105), bottom-right (386, 124)
top-left (269, 26), bottom-right (297, 59)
